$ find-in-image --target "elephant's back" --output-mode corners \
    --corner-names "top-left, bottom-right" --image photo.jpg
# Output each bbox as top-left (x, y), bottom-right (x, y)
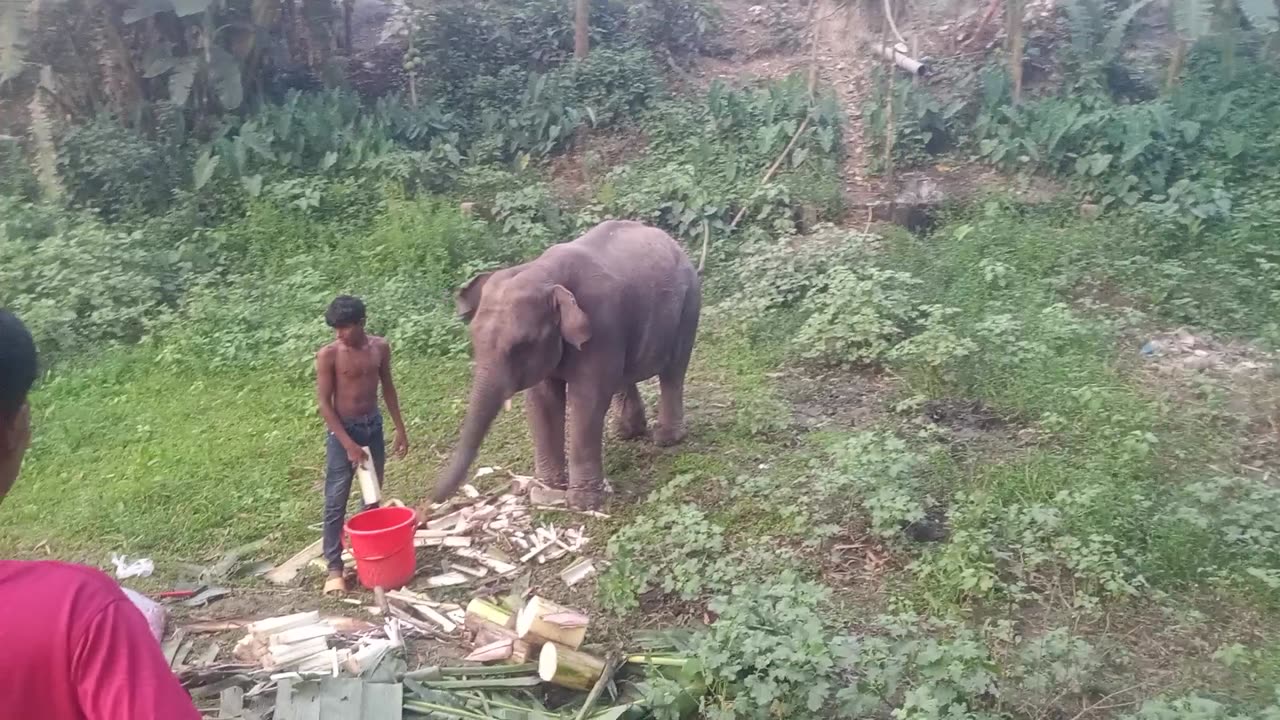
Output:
top-left (554, 221), bottom-right (699, 381)
top-left (569, 221), bottom-right (693, 275)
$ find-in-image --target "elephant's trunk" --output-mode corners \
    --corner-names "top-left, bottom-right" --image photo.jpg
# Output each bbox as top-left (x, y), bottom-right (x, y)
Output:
top-left (433, 371), bottom-right (507, 503)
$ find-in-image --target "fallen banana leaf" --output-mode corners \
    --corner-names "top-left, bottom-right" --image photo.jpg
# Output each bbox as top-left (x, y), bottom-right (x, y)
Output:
top-left (404, 699), bottom-right (488, 719)
top-left (439, 663), bottom-right (538, 677)
top-left (403, 663), bottom-right (537, 682)
top-left (628, 630), bottom-right (694, 653)
top-left (403, 685), bottom-right (560, 720)
top-left (419, 676), bottom-right (542, 690)
top-left (624, 654), bottom-right (689, 668)
top-left (202, 538), bottom-right (269, 583)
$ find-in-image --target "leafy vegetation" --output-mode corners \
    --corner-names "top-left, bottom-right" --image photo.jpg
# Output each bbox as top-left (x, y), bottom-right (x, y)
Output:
top-left (5, 0), bottom-right (1280, 715)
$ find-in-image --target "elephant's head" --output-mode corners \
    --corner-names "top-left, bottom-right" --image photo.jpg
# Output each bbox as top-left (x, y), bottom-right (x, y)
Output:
top-left (431, 268), bottom-right (592, 502)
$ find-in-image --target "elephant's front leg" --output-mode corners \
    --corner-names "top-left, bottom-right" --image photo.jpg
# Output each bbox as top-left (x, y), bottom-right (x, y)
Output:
top-left (525, 379), bottom-right (567, 489)
top-left (566, 383), bottom-right (611, 510)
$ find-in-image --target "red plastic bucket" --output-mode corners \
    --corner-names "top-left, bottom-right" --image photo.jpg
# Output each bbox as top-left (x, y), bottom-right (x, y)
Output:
top-left (344, 505), bottom-right (418, 590)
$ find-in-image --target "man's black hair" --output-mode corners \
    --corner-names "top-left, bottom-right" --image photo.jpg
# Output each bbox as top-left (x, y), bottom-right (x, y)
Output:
top-left (325, 295), bottom-right (367, 328)
top-left (0, 310), bottom-right (38, 420)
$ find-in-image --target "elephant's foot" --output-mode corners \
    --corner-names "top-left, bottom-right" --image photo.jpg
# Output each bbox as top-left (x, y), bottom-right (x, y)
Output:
top-left (567, 487), bottom-right (608, 511)
top-left (653, 423), bottom-right (688, 447)
top-left (611, 386), bottom-right (647, 441)
top-left (567, 476), bottom-right (610, 511)
top-left (612, 418), bottom-right (648, 441)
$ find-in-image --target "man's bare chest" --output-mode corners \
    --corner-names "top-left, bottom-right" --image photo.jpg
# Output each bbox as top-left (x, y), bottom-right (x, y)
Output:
top-left (334, 348), bottom-right (380, 381)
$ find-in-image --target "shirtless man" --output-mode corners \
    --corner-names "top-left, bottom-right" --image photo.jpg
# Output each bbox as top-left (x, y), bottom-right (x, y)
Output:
top-left (315, 295), bottom-right (409, 595)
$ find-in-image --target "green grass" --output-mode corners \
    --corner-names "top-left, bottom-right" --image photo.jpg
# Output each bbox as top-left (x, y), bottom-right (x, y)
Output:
top-left (1, 350), bottom-right (528, 564)
top-left (0, 324), bottom-right (794, 563)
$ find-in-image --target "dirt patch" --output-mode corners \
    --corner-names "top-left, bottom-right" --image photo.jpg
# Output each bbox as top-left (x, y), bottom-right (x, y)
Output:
top-left (916, 397), bottom-right (1038, 462)
top-left (814, 526), bottom-right (895, 620)
top-left (1137, 327), bottom-right (1274, 378)
top-left (546, 126), bottom-right (650, 205)
top-left (777, 366), bottom-right (895, 431)
top-left (691, 0), bottom-right (1069, 228)
top-left (1005, 591), bottom-right (1280, 711)
top-left (1130, 327), bottom-right (1280, 475)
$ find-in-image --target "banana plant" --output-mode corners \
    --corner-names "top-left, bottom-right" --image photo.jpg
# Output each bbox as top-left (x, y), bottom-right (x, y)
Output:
top-left (121, 0), bottom-right (262, 110)
top-left (0, 0), bottom-right (68, 84)
top-left (1167, 0), bottom-right (1279, 87)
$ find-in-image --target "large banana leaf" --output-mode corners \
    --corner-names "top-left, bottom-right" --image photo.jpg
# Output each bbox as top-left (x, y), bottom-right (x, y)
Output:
top-left (1238, 0), bottom-right (1280, 32)
top-left (0, 0), bottom-right (30, 82)
top-left (208, 46), bottom-right (243, 110)
top-left (1171, 0), bottom-right (1213, 39)
top-left (1100, 0), bottom-right (1156, 61)
top-left (0, 0), bottom-right (63, 83)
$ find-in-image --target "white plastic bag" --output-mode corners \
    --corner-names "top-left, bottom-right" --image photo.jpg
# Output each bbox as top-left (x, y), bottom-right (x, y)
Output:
top-left (121, 587), bottom-right (167, 644)
top-left (111, 553), bottom-right (154, 579)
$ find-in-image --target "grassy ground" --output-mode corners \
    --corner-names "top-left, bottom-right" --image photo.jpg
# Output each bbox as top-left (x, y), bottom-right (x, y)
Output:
top-left (6, 203), bottom-right (1280, 715)
top-left (0, 325), bottom-right (780, 564)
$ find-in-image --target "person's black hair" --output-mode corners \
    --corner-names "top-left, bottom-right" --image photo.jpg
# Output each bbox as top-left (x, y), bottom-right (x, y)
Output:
top-left (0, 310), bottom-right (38, 420)
top-left (325, 295), bottom-right (367, 328)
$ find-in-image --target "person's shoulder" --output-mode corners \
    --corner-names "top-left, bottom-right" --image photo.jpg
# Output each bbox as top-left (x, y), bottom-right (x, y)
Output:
top-left (0, 560), bottom-right (125, 602)
top-left (317, 341), bottom-right (339, 359)
top-left (369, 335), bottom-right (392, 353)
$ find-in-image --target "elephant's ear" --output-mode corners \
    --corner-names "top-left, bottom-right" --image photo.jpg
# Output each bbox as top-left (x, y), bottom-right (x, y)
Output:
top-left (455, 272), bottom-right (494, 323)
top-left (551, 285), bottom-right (591, 350)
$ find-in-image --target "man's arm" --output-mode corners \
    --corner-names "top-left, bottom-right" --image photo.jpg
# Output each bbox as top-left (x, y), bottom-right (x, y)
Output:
top-left (379, 340), bottom-right (409, 457)
top-left (73, 599), bottom-right (201, 720)
top-left (316, 348), bottom-right (363, 464)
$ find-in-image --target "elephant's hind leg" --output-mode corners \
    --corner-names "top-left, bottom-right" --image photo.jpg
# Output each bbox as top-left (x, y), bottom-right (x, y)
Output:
top-left (611, 383), bottom-right (647, 440)
top-left (654, 373), bottom-right (688, 447)
top-left (655, 292), bottom-right (700, 447)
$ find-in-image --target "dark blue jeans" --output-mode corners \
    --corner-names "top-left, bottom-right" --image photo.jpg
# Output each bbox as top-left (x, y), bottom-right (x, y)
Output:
top-left (323, 412), bottom-right (386, 571)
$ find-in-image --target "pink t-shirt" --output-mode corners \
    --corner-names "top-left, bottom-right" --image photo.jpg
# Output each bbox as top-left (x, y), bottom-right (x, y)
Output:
top-left (0, 560), bottom-right (201, 720)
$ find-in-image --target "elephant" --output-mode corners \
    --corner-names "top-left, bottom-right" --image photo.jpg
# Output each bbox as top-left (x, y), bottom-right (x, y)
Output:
top-left (431, 220), bottom-right (702, 510)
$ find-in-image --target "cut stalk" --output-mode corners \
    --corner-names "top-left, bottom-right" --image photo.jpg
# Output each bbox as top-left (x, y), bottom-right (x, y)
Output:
top-left (516, 596), bottom-right (589, 649)
top-left (538, 642), bottom-right (605, 691)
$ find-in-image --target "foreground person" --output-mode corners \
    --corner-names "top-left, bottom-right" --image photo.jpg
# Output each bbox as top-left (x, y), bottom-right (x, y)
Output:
top-left (0, 309), bottom-right (201, 719)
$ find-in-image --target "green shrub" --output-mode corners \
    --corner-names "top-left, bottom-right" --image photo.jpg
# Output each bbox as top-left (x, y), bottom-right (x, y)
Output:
top-left (490, 183), bottom-right (567, 261)
top-left (154, 267), bottom-right (465, 372)
top-left (0, 138), bottom-right (39, 200)
top-left (596, 74), bottom-right (845, 252)
top-left (1121, 693), bottom-right (1280, 719)
top-left (202, 91), bottom-right (464, 190)
top-left (624, 0), bottom-right (722, 57)
top-left (57, 115), bottom-right (184, 219)
top-left (691, 576), bottom-right (842, 719)
top-left (0, 198), bottom-right (193, 360)
top-left (865, 68), bottom-right (966, 172)
top-left (559, 46), bottom-right (662, 126)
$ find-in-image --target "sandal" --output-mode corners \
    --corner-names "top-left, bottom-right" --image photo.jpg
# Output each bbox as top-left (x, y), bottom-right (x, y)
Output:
top-left (322, 575), bottom-right (348, 596)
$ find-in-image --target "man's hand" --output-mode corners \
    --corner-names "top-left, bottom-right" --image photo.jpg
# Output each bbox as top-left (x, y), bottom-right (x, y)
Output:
top-left (392, 430), bottom-right (409, 459)
top-left (344, 442), bottom-right (367, 467)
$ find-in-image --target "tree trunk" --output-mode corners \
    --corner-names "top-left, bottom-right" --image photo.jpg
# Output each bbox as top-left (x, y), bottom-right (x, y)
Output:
top-left (343, 0), bottom-right (354, 51)
top-left (1166, 36), bottom-right (1187, 91)
top-left (1006, 0), bottom-right (1024, 103)
top-left (282, 0), bottom-right (300, 63)
top-left (574, 0), bottom-right (589, 59)
top-left (97, 0), bottom-right (147, 115)
top-left (433, 375), bottom-right (506, 503)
